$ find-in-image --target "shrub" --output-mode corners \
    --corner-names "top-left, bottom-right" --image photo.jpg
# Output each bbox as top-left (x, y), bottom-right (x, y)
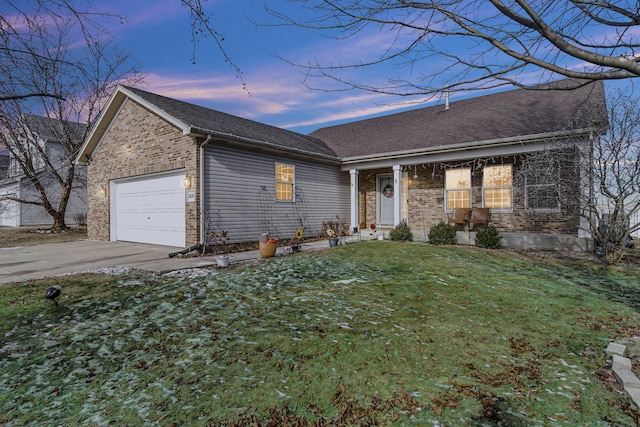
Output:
top-left (428, 221), bottom-right (457, 245)
top-left (475, 225), bottom-right (503, 249)
top-left (73, 213), bottom-right (87, 226)
top-left (389, 222), bottom-right (413, 241)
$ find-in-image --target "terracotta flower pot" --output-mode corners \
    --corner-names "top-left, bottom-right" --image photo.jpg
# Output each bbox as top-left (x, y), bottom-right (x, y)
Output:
top-left (259, 242), bottom-right (277, 258)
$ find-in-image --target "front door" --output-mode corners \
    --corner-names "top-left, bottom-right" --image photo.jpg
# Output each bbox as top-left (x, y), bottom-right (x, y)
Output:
top-left (378, 174), bottom-right (394, 226)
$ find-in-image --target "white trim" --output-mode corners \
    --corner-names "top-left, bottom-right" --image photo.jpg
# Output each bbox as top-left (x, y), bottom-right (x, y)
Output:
top-left (444, 168), bottom-right (472, 211)
top-left (86, 100), bottom-right (127, 167)
top-left (275, 162), bottom-right (296, 203)
top-left (118, 86), bottom-right (191, 134)
top-left (110, 169), bottom-right (187, 247)
top-left (393, 165), bottom-right (402, 227)
top-left (376, 173), bottom-right (394, 227)
top-left (339, 137), bottom-right (591, 172)
top-left (200, 135), bottom-right (212, 244)
top-left (77, 85), bottom-right (191, 166)
top-left (349, 169), bottom-right (359, 232)
top-left (482, 164), bottom-right (513, 212)
top-left (340, 129), bottom-right (596, 164)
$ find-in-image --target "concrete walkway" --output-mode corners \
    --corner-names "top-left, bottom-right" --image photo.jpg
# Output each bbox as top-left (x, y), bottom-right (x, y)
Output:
top-left (0, 239), bottom-right (332, 284)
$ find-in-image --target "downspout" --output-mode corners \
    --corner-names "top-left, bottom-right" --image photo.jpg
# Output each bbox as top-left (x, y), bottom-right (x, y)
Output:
top-left (199, 134), bottom-right (213, 244)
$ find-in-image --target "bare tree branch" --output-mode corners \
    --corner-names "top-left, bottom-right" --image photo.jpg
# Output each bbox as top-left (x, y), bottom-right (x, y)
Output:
top-left (0, 93), bottom-right (65, 101)
top-left (180, 0), bottom-right (250, 95)
top-left (517, 89), bottom-right (640, 263)
top-left (271, 0), bottom-right (640, 95)
top-left (0, 0), bottom-right (140, 230)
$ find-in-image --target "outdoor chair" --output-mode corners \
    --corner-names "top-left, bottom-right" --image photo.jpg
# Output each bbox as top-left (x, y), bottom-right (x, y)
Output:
top-left (447, 208), bottom-right (470, 229)
top-left (466, 208), bottom-right (491, 229)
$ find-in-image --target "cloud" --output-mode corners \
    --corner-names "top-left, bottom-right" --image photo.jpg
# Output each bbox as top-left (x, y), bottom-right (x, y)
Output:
top-left (140, 64), bottom-right (443, 133)
top-left (139, 70), bottom-right (313, 120)
top-left (97, 0), bottom-right (182, 28)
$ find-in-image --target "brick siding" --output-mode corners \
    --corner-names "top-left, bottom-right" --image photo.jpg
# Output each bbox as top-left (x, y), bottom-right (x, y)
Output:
top-left (358, 158), bottom-right (580, 236)
top-left (86, 99), bottom-right (200, 245)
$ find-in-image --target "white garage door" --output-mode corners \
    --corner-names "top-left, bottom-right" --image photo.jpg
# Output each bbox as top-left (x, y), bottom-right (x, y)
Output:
top-left (112, 171), bottom-right (186, 247)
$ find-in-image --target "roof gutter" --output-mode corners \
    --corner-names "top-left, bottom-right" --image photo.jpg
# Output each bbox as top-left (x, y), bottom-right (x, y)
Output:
top-left (340, 127), bottom-right (598, 168)
top-left (187, 127), bottom-right (341, 163)
top-left (199, 134), bottom-right (213, 245)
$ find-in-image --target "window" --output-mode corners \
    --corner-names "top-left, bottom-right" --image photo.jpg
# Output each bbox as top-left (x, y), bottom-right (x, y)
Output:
top-left (275, 163), bottom-right (295, 201)
top-left (483, 165), bottom-right (512, 209)
top-left (445, 168), bottom-right (471, 209)
top-left (525, 160), bottom-right (560, 210)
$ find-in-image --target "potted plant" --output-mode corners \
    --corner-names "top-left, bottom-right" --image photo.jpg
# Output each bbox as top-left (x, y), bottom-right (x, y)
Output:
top-left (326, 228), bottom-right (339, 247)
top-left (324, 217), bottom-right (349, 247)
top-left (208, 230), bottom-right (230, 267)
top-left (259, 233), bottom-right (278, 258)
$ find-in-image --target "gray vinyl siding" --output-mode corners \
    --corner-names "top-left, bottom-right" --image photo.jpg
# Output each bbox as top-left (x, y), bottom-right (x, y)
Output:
top-left (4, 166), bottom-right (86, 226)
top-left (0, 139), bottom-right (87, 226)
top-left (0, 182), bottom-right (19, 226)
top-left (203, 144), bottom-right (349, 243)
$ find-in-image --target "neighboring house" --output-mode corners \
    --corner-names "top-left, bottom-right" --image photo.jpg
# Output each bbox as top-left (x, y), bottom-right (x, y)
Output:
top-left (0, 115), bottom-right (87, 227)
top-left (0, 148), bottom-right (8, 180)
top-left (77, 79), bottom-right (605, 250)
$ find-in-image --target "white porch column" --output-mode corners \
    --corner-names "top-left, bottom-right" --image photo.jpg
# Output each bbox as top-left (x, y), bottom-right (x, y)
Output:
top-left (393, 164), bottom-right (402, 227)
top-left (349, 169), bottom-right (359, 232)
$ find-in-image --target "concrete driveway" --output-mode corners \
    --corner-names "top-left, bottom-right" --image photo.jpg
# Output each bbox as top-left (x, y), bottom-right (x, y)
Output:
top-left (0, 240), bottom-right (217, 284)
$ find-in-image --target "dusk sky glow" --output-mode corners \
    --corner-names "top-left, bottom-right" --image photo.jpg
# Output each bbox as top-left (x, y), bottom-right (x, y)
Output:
top-left (6, 0), bottom-right (639, 134)
top-left (100, 0), bottom-right (439, 134)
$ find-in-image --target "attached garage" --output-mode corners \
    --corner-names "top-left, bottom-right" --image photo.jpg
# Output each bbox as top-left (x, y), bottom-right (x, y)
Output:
top-left (111, 171), bottom-right (186, 247)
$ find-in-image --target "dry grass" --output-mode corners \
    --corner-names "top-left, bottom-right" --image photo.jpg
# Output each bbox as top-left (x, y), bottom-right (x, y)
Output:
top-left (0, 226), bottom-right (87, 248)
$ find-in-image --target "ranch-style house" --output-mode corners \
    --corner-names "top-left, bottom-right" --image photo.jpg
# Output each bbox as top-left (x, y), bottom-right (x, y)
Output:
top-left (76, 78), bottom-right (605, 251)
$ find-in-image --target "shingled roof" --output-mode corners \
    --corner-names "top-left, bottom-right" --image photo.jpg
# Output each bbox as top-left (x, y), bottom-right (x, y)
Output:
top-left (22, 114), bottom-right (87, 143)
top-left (122, 86), bottom-right (339, 160)
top-left (310, 78), bottom-right (606, 159)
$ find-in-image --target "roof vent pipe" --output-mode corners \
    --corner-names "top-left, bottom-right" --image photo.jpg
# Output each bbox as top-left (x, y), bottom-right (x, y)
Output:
top-left (444, 87), bottom-right (450, 110)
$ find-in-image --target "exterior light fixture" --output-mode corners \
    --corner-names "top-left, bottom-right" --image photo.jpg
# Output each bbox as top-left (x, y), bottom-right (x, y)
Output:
top-left (183, 174), bottom-right (192, 189)
top-left (100, 184), bottom-right (107, 196)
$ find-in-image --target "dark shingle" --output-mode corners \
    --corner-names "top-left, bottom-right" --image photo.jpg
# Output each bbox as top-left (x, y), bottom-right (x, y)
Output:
top-left (22, 114), bottom-right (87, 142)
top-left (310, 79), bottom-right (605, 158)
top-left (123, 86), bottom-right (339, 159)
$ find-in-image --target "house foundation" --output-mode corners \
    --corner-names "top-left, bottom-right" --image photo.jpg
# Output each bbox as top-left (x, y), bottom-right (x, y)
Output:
top-left (457, 231), bottom-right (593, 251)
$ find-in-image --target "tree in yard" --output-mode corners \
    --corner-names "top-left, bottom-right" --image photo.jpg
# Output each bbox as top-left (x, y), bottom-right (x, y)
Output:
top-left (0, 0), bottom-right (249, 231)
top-left (518, 89), bottom-right (640, 263)
top-left (269, 1), bottom-right (640, 94)
top-left (0, 0), bottom-right (140, 230)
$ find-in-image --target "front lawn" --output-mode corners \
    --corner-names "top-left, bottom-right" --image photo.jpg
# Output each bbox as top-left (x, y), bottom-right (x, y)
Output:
top-left (1, 242), bottom-right (639, 425)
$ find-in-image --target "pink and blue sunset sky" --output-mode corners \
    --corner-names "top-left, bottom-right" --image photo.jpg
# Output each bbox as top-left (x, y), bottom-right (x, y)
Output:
top-left (103, 0), bottom-right (436, 134)
top-left (6, 0), bottom-right (639, 134)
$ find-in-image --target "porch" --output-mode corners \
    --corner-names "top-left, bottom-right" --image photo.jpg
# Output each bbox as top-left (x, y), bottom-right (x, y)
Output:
top-left (346, 157), bottom-right (591, 252)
